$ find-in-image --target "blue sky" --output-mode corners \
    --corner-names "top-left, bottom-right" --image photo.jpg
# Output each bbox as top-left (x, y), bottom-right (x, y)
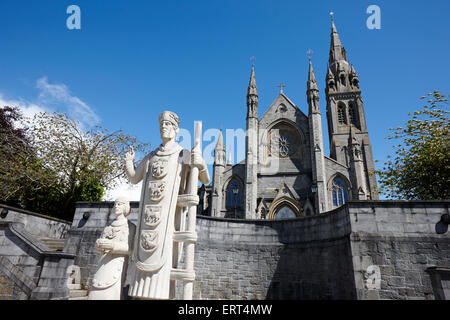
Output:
top-left (0, 0), bottom-right (448, 198)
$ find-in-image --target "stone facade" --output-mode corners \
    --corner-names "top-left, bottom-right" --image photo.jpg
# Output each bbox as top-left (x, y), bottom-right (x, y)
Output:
top-left (208, 20), bottom-right (378, 220)
top-left (60, 200), bottom-right (449, 300)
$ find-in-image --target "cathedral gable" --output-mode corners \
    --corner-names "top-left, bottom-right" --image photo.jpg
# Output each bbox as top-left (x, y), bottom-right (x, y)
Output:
top-left (259, 93), bottom-right (308, 129)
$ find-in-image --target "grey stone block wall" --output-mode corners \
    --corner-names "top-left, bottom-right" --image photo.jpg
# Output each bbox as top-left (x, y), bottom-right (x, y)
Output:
top-left (0, 204), bottom-right (70, 239)
top-left (0, 224), bottom-right (44, 299)
top-left (347, 201), bottom-right (450, 300)
top-left (192, 213), bottom-right (355, 299)
top-left (30, 256), bottom-right (75, 300)
top-left (71, 202), bottom-right (356, 299)
top-left (67, 200), bottom-right (450, 300)
top-left (0, 221), bottom-right (75, 300)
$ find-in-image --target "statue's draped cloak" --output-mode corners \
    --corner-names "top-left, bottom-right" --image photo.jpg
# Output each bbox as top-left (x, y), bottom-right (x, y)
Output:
top-left (128, 143), bottom-right (189, 299)
top-left (89, 218), bottom-right (129, 300)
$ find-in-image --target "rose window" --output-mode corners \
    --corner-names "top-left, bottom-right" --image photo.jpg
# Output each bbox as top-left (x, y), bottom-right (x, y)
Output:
top-left (271, 134), bottom-right (293, 158)
top-left (278, 136), bottom-right (290, 157)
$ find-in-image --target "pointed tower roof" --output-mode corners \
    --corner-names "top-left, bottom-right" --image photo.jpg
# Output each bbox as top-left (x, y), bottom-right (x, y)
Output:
top-left (215, 130), bottom-right (225, 151)
top-left (329, 15), bottom-right (347, 64)
top-left (227, 153), bottom-right (233, 166)
top-left (247, 64), bottom-right (258, 96)
top-left (307, 58), bottom-right (318, 91)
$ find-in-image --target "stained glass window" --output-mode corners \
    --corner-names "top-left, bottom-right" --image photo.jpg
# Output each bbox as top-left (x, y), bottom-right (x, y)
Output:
top-left (226, 180), bottom-right (241, 209)
top-left (332, 178), bottom-right (348, 207)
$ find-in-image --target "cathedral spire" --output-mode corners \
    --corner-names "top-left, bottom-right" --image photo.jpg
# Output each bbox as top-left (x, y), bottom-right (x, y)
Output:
top-left (247, 63), bottom-right (258, 119)
top-left (307, 58), bottom-right (318, 92)
top-left (214, 130), bottom-right (225, 167)
top-left (227, 153), bottom-right (233, 166)
top-left (215, 130), bottom-right (225, 152)
top-left (329, 14), bottom-right (347, 64)
top-left (307, 58), bottom-right (320, 114)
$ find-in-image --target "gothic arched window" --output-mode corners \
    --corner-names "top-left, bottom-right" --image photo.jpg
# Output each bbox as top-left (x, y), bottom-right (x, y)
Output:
top-left (226, 179), bottom-right (242, 210)
top-left (348, 102), bottom-right (358, 127)
top-left (275, 206), bottom-right (297, 219)
top-left (338, 104), bottom-right (347, 124)
top-left (332, 178), bottom-right (348, 207)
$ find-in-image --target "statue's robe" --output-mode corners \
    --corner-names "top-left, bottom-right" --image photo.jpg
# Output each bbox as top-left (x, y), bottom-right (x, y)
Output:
top-left (88, 218), bottom-right (129, 300)
top-left (128, 142), bottom-right (191, 299)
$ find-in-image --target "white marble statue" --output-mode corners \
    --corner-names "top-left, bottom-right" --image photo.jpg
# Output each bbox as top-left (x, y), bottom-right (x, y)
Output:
top-left (88, 197), bottom-right (131, 300)
top-left (125, 111), bottom-right (209, 300)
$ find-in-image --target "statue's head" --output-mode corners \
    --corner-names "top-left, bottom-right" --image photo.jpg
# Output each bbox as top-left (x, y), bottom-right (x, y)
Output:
top-left (113, 197), bottom-right (131, 217)
top-left (159, 111), bottom-right (180, 142)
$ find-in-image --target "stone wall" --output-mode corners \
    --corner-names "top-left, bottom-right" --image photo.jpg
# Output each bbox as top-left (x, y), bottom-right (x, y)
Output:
top-left (70, 201), bottom-right (357, 299)
top-left (193, 216), bottom-right (356, 299)
top-left (68, 200), bottom-right (450, 300)
top-left (347, 201), bottom-right (450, 300)
top-left (0, 221), bottom-right (75, 299)
top-left (0, 204), bottom-right (70, 239)
top-left (0, 206), bottom-right (75, 300)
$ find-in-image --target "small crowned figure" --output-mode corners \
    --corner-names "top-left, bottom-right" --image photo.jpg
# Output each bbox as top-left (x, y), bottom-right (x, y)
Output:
top-left (88, 197), bottom-right (131, 300)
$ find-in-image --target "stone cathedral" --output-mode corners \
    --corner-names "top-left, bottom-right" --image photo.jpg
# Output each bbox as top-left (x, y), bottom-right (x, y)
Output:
top-left (1, 18), bottom-right (448, 302)
top-left (206, 19), bottom-right (379, 220)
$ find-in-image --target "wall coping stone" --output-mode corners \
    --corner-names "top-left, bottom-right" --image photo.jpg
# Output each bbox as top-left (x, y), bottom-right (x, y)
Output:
top-left (0, 222), bottom-right (76, 259)
top-left (0, 204), bottom-right (72, 225)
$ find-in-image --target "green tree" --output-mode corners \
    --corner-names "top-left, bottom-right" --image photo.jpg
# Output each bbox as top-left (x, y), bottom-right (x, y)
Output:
top-left (24, 112), bottom-right (150, 220)
top-left (377, 91), bottom-right (449, 200)
top-left (0, 106), bottom-right (55, 207)
top-left (1, 108), bottom-right (150, 221)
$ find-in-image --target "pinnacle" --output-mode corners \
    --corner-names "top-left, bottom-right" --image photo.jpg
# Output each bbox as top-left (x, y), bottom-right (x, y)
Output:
top-left (248, 64), bottom-right (258, 96)
top-left (215, 130), bottom-right (225, 151)
top-left (307, 59), bottom-right (318, 91)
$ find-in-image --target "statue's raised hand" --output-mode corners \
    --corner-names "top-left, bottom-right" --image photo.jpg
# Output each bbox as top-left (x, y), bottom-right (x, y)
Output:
top-left (125, 146), bottom-right (135, 163)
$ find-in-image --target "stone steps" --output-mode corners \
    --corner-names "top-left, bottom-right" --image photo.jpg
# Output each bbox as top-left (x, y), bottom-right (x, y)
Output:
top-left (69, 289), bottom-right (89, 300)
top-left (36, 237), bottom-right (65, 251)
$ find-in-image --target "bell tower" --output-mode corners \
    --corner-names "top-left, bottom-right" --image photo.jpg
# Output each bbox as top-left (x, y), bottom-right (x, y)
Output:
top-left (325, 15), bottom-right (378, 199)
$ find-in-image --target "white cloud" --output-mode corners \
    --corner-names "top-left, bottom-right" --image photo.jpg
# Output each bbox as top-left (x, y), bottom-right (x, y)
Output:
top-left (0, 93), bottom-right (46, 120)
top-left (103, 181), bottom-right (142, 202)
top-left (0, 77), bottom-right (100, 130)
top-left (36, 77), bottom-right (100, 127)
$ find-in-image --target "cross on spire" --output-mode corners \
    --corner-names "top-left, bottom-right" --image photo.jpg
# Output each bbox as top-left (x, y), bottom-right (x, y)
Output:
top-left (250, 56), bottom-right (256, 66)
top-left (329, 10), bottom-right (334, 22)
top-left (307, 49), bottom-right (314, 61)
top-left (277, 83), bottom-right (286, 93)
